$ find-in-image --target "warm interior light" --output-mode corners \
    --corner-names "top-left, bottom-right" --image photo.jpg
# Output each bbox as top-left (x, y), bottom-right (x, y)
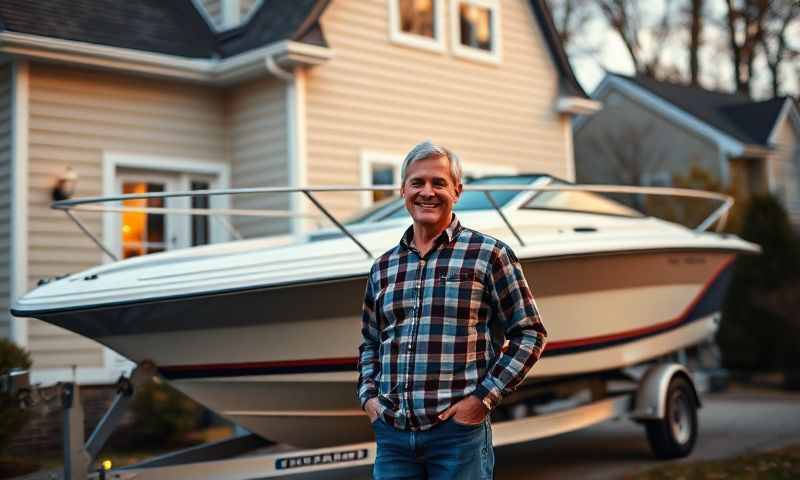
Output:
top-left (102, 460), bottom-right (112, 471)
top-left (122, 183), bottom-right (148, 258)
top-left (414, 0), bottom-right (432, 12)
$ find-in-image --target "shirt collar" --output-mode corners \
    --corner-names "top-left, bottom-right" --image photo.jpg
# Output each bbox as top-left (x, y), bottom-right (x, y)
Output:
top-left (400, 214), bottom-right (462, 251)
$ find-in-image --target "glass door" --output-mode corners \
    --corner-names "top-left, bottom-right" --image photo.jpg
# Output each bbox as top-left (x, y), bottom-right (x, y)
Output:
top-left (117, 172), bottom-right (178, 260)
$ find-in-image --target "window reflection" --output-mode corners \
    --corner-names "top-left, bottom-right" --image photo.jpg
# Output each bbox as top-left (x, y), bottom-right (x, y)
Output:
top-left (371, 164), bottom-right (397, 203)
top-left (459, 3), bottom-right (492, 51)
top-left (399, 0), bottom-right (436, 38)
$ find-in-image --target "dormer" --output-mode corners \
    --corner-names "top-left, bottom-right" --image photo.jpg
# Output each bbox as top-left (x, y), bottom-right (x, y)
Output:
top-left (194, 0), bottom-right (262, 31)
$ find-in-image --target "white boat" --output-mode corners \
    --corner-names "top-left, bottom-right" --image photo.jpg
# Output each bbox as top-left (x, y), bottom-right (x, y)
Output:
top-left (11, 175), bottom-right (758, 448)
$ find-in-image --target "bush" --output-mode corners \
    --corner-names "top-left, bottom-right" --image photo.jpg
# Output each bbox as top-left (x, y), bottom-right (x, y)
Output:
top-left (0, 339), bottom-right (33, 453)
top-left (128, 380), bottom-right (201, 445)
top-left (717, 195), bottom-right (800, 379)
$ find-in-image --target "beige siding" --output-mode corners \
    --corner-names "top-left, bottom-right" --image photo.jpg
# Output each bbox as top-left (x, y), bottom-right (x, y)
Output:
top-left (26, 63), bottom-right (226, 369)
top-left (575, 89), bottom-right (721, 185)
top-left (771, 115), bottom-right (800, 225)
top-left (306, 0), bottom-right (571, 217)
top-left (0, 64), bottom-right (11, 340)
top-left (226, 77), bottom-right (290, 238)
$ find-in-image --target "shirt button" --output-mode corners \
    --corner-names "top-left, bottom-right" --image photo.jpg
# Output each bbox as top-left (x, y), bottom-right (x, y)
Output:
top-left (407, 344), bottom-right (412, 351)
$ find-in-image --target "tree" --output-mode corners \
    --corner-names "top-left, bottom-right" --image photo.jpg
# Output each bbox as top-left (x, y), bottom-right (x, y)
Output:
top-left (687, 0), bottom-right (704, 85)
top-left (594, 0), bottom-right (680, 78)
top-left (759, 1), bottom-right (800, 97)
top-left (723, 0), bottom-right (771, 97)
top-left (546, 0), bottom-right (598, 57)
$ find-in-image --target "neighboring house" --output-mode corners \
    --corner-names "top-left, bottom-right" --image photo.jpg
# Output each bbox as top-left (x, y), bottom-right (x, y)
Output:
top-left (0, 0), bottom-right (597, 384)
top-left (574, 73), bottom-right (800, 225)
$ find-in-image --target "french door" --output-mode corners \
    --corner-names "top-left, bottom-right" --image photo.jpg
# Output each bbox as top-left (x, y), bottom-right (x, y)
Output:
top-left (116, 171), bottom-right (218, 260)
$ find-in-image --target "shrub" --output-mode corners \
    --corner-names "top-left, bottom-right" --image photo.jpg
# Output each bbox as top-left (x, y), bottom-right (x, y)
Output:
top-left (717, 195), bottom-right (800, 379)
top-left (0, 339), bottom-right (33, 453)
top-left (128, 380), bottom-right (201, 445)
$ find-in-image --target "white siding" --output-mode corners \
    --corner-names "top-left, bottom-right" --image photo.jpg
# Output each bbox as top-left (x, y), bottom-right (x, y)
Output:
top-left (26, 63), bottom-right (227, 369)
top-left (306, 0), bottom-right (571, 218)
top-left (0, 64), bottom-right (11, 340)
top-left (575, 87), bottom-right (721, 185)
top-left (226, 77), bottom-right (290, 238)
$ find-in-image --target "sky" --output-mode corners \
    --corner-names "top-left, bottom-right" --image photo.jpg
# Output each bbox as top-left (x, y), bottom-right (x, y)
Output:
top-left (563, 0), bottom-right (800, 99)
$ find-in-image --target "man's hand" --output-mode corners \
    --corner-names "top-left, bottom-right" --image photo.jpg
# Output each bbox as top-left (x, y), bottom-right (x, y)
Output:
top-left (438, 395), bottom-right (488, 425)
top-left (364, 397), bottom-right (381, 423)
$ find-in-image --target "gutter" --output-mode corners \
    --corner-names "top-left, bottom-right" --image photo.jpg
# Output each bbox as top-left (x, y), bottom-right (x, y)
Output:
top-left (0, 32), bottom-right (333, 85)
top-left (556, 96), bottom-right (603, 116)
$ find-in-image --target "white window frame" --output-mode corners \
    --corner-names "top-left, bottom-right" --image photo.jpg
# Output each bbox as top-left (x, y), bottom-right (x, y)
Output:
top-left (449, 0), bottom-right (502, 65)
top-left (360, 151), bottom-right (403, 207)
top-left (103, 152), bottom-right (231, 263)
top-left (388, 0), bottom-right (446, 53)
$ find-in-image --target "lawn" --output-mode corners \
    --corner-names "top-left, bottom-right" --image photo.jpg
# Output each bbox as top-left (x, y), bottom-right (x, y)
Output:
top-left (627, 444), bottom-right (800, 479)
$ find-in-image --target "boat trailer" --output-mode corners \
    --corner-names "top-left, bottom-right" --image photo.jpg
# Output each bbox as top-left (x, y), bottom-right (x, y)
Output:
top-left (2, 354), bottom-right (715, 480)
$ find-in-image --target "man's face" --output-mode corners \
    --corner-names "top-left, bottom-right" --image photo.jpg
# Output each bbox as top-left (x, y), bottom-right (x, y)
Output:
top-left (401, 155), bottom-right (462, 230)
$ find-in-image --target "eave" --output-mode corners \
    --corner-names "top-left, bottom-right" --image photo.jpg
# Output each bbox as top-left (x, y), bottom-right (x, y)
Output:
top-left (0, 31), bottom-right (333, 85)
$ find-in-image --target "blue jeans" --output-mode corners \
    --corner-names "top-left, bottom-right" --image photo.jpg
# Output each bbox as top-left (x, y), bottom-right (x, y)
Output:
top-left (371, 416), bottom-right (494, 480)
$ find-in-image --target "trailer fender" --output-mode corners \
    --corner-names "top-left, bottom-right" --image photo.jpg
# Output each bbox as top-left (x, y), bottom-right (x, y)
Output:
top-left (630, 364), bottom-right (700, 420)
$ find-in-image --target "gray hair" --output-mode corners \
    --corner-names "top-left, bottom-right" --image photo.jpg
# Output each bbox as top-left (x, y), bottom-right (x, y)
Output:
top-left (400, 140), bottom-right (463, 185)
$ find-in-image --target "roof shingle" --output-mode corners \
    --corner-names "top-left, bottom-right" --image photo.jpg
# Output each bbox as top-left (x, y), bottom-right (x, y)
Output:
top-left (615, 73), bottom-right (788, 146)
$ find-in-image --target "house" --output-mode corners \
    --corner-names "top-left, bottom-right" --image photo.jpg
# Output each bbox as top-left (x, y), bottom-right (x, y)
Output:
top-left (0, 0), bottom-right (597, 384)
top-left (574, 73), bottom-right (800, 226)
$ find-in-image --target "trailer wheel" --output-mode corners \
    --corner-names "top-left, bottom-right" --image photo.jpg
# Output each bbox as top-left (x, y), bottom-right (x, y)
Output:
top-left (644, 376), bottom-right (697, 459)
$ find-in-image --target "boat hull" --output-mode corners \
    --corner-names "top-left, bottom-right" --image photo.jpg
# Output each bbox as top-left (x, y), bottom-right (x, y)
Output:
top-left (34, 248), bottom-right (735, 447)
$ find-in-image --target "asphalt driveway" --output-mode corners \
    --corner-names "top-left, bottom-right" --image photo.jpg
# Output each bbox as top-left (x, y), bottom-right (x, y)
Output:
top-left (494, 385), bottom-right (800, 479)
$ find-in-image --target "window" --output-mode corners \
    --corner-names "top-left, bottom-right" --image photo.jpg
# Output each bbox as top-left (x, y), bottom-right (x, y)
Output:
top-left (522, 181), bottom-right (643, 217)
top-left (450, 0), bottom-right (501, 64)
top-left (389, 0), bottom-right (445, 52)
top-left (121, 180), bottom-right (168, 259)
top-left (361, 152), bottom-right (403, 207)
top-left (190, 181), bottom-right (211, 247)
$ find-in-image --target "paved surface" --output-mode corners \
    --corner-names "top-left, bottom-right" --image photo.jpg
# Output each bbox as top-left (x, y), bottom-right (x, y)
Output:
top-left (15, 386), bottom-right (800, 480)
top-left (494, 386), bottom-right (800, 479)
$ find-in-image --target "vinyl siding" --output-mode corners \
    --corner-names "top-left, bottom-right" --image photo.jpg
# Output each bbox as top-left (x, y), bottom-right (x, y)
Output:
top-left (26, 62), bottom-right (226, 369)
top-left (226, 77), bottom-right (290, 238)
top-left (0, 64), bottom-right (11, 340)
top-left (771, 115), bottom-right (800, 225)
top-left (306, 0), bottom-right (571, 218)
top-left (575, 88), bottom-right (721, 185)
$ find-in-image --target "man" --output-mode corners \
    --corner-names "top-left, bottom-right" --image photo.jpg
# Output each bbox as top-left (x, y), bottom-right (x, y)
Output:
top-left (357, 141), bottom-right (547, 479)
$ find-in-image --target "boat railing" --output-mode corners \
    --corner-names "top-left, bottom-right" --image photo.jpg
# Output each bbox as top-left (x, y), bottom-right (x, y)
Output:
top-left (51, 184), bottom-right (734, 261)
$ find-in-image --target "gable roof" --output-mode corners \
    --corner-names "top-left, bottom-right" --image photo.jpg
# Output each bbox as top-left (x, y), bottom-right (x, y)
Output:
top-left (0, 0), bottom-right (585, 97)
top-left (613, 74), bottom-right (789, 147)
top-left (0, 0), bottom-right (218, 58)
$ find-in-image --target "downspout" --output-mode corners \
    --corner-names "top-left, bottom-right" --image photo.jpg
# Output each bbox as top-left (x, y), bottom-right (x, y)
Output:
top-left (265, 54), bottom-right (308, 237)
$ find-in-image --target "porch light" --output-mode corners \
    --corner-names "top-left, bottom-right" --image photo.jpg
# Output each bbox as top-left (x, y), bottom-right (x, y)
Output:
top-left (52, 166), bottom-right (79, 201)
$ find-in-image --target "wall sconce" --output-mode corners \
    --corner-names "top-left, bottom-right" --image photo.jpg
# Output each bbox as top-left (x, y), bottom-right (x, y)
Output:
top-left (52, 167), bottom-right (79, 201)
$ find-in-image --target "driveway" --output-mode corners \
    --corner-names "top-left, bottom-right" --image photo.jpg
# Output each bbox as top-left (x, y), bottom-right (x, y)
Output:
top-left (494, 385), bottom-right (800, 479)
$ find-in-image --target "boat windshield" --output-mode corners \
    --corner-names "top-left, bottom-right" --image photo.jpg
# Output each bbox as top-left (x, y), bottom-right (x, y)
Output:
top-left (348, 175), bottom-right (542, 224)
top-left (521, 180), bottom-right (644, 217)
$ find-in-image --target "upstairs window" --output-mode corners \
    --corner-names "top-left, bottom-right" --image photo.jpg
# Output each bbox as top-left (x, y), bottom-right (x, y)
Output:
top-left (451, 0), bottom-right (501, 64)
top-left (389, 0), bottom-right (446, 52)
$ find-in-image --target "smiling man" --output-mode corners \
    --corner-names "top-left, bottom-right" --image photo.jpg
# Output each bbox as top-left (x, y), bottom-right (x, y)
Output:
top-left (357, 140), bottom-right (548, 479)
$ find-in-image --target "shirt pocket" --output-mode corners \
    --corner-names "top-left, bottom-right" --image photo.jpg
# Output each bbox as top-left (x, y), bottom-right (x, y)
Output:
top-left (435, 268), bottom-right (485, 328)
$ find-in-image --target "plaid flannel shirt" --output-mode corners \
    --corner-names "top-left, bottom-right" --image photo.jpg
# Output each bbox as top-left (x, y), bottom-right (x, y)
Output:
top-left (357, 215), bottom-right (547, 431)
